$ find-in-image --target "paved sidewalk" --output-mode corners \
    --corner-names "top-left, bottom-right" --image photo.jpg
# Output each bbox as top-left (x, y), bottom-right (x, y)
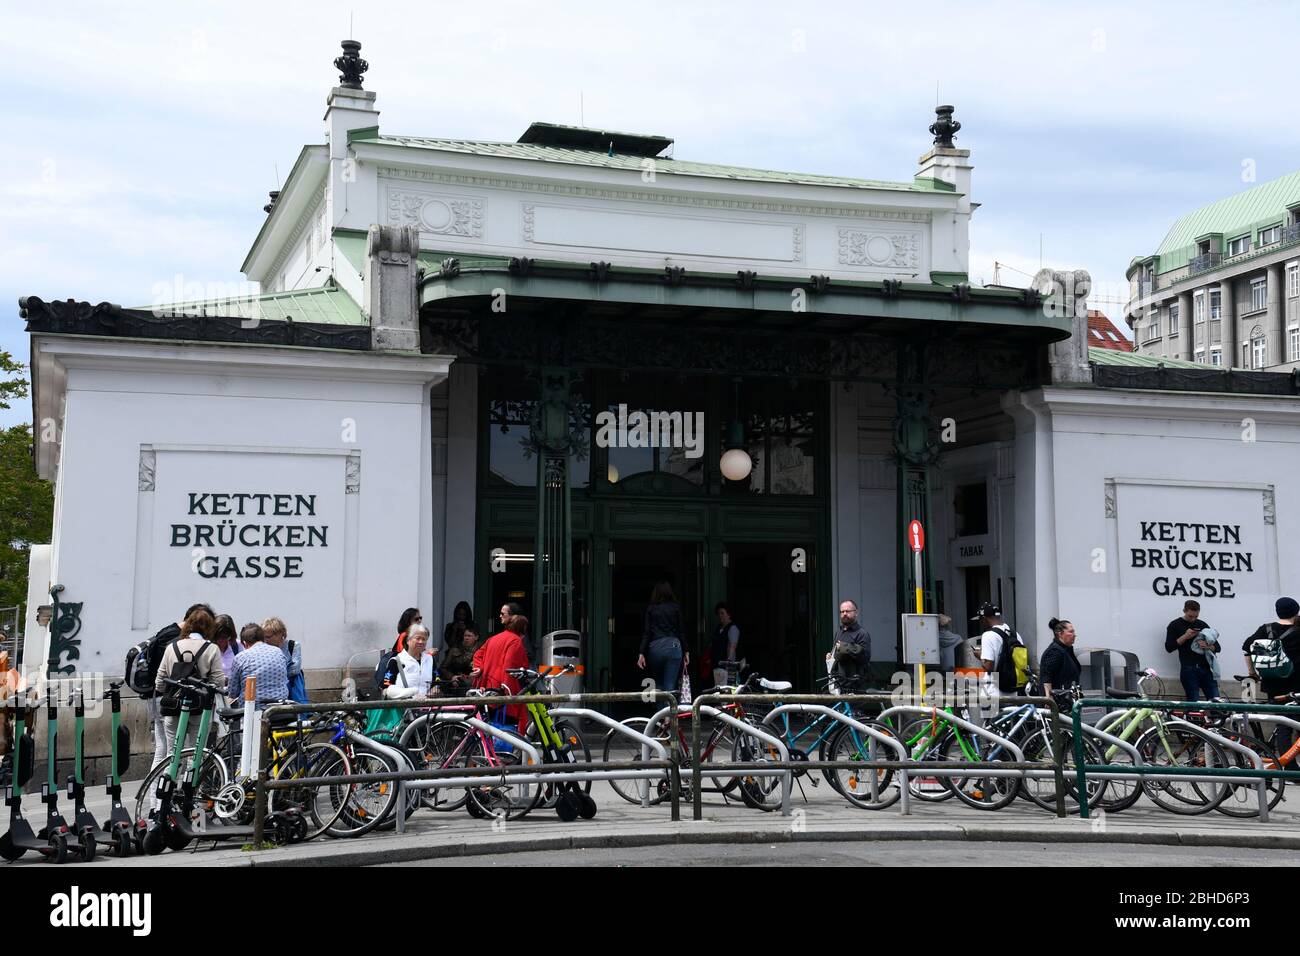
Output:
top-left (7, 771), bottom-right (1296, 867)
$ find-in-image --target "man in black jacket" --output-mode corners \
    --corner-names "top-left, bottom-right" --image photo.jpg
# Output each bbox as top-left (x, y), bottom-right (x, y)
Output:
top-left (828, 600), bottom-right (871, 689)
top-left (1165, 599), bottom-right (1220, 701)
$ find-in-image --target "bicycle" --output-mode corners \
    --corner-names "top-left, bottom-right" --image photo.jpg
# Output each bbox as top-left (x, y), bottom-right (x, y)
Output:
top-left (601, 673), bottom-right (774, 808)
top-left (510, 665), bottom-right (596, 821)
top-left (1094, 670), bottom-right (1233, 815)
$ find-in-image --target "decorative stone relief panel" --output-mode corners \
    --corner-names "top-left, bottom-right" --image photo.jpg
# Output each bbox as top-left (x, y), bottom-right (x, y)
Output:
top-left (837, 227), bottom-right (923, 270)
top-left (386, 189), bottom-right (485, 238)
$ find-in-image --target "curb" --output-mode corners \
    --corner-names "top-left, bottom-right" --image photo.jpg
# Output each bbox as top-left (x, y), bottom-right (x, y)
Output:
top-left (222, 821), bottom-right (1300, 867)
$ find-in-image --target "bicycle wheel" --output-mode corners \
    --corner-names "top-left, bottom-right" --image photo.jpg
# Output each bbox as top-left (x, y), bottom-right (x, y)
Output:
top-left (730, 723), bottom-right (785, 812)
top-left (526, 719), bottom-right (591, 809)
top-left (1018, 727), bottom-right (1105, 813)
top-left (323, 748), bottom-right (399, 837)
top-left (1135, 725), bottom-right (1230, 815)
top-left (466, 742), bottom-right (542, 822)
top-left (603, 717), bottom-right (670, 806)
top-left (940, 733), bottom-right (1019, 811)
top-left (399, 716), bottom-right (472, 812)
top-left (270, 742), bottom-right (350, 839)
top-left (701, 719), bottom-right (743, 796)
top-left (897, 718), bottom-right (957, 802)
top-left (134, 748), bottom-right (229, 824)
top-left (825, 723), bottom-right (899, 810)
top-left (1211, 731), bottom-right (1285, 818)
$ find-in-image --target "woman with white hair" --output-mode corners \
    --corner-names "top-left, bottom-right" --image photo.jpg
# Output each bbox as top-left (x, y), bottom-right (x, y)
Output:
top-left (383, 623), bottom-right (437, 698)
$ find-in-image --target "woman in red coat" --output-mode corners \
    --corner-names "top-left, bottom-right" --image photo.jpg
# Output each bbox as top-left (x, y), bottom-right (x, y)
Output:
top-left (472, 615), bottom-right (531, 730)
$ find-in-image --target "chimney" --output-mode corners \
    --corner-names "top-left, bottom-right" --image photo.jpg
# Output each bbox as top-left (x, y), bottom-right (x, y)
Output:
top-left (324, 39), bottom-right (380, 254)
top-left (916, 105), bottom-right (973, 280)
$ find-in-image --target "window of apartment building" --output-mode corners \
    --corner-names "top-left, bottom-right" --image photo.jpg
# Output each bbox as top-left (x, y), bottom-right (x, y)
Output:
top-left (1193, 291), bottom-right (1206, 321)
top-left (1168, 302), bottom-right (1180, 336)
top-left (1251, 333), bottom-right (1267, 369)
top-left (1195, 348), bottom-right (1206, 364)
top-left (1242, 343), bottom-right (1251, 367)
top-left (1290, 325), bottom-right (1300, 363)
top-left (1209, 290), bottom-right (1221, 320)
top-left (1228, 234), bottom-right (1251, 256)
top-left (1148, 312), bottom-right (1161, 339)
top-left (1258, 224), bottom-right (1282, 247)
top-left (1210, 348), bottom-right (1222, 367)
top-left (1288, 263), bottom-right (1299, 298)
top-left (1251, 278), bottom-right (1268, 312)
top-left (1197, 239), bottom-right (1212, 256)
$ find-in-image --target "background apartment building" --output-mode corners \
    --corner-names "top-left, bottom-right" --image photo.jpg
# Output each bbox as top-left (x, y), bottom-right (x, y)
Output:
top-left (1126, 171), bottom-right (1300, 372)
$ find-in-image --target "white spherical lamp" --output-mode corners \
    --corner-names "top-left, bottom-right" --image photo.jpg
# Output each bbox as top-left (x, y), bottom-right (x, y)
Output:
top-left (607, 463), bottom-right (620, 484)
top-left (720, 447), bottom-right (752, 482)
top-left (719, 418), bottom-right (752, 482)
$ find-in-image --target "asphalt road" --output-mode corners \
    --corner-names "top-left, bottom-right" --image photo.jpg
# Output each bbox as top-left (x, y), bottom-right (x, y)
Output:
top-left (387, 841), bottom-right (1300, 867)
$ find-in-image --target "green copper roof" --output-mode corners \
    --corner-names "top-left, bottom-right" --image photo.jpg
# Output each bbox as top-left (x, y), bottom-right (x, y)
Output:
top-left (133, 284), bottom-right (365, 326)
top-left (353, 134), bottom-right (942, 193)
top-left (1089, 346), bottom-right (1203, 369)
top-left (1153, 170), bottom-right (1300, 271)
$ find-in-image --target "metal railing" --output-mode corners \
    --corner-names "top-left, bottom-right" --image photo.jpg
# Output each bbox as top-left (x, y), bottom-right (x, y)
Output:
top-left (1072, 697), bottom-right (1300, 821)
top-left (251, 690), bottom-right (685, 843)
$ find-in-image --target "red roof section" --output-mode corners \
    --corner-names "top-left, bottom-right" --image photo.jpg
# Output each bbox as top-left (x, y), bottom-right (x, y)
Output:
top-left (1086, 310), bottom-right (1133, 352)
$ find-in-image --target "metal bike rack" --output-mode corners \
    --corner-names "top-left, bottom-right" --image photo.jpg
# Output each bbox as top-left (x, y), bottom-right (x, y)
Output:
top-left (760, 703), bottom-right (913, 816)
top-left (550, 707), bottom-right (670, 808)
top-left (646, 702), bottom-right (795, 817)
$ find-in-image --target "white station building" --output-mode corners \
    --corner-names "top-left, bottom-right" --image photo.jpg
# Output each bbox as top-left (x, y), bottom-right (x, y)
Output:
top-left (18, 43), bottom-right (1300, 712)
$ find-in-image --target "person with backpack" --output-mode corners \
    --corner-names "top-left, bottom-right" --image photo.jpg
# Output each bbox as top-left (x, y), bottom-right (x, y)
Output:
top-left (152, 605), bottom-right (225, 758)
top-left (212, 614), bottom-right (240, 679)
top-left (383, 623), bottom-right (436, 698)
top-left (975, 603), bottom-right (1028, 697)
top-left (1242, 597), bottom-right (1300, 751)
top-left (126, 602), bottom-right (214, 769)
top-left (1165, 599), bottom-right (1221, 701)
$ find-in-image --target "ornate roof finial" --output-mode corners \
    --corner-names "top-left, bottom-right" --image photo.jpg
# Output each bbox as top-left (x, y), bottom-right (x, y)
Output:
top-left (335, 40), bottom-right (368, 90)
top-left (929, 105), bottom-right (960, 149)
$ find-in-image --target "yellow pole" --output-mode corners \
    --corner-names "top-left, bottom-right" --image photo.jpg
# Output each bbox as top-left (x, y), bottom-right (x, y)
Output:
top-left (914, 552), bottom-right (925, 699)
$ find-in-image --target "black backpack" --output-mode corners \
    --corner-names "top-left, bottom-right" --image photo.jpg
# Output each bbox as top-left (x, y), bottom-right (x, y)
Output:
top-left (994, 626), bottom-right (1023, 693)
top-left (157, 638), bottom-right (215, 717)
top-left (373, 647), bottom-right (399, 698)
top-left (124, 623), bottom-right (180, 698)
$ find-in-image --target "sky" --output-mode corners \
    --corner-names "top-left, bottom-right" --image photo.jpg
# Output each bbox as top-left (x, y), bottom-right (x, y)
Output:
top-left (4, 0), bottom-right (1298, 427)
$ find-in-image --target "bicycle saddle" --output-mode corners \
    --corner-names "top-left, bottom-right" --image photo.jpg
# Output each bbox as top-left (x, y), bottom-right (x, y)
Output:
top-left (757, 678), bottom-right (792, 692)
top-left (1105, 686), bottom-right (1142, 700)
top-left (217, 705), bottom-right (244, 720)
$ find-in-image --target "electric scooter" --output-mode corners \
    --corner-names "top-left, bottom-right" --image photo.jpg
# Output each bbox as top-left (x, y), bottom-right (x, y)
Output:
top-left (101, 681), bottom-right (147, 854)
top-left (64, 688), bottom-right (105, 859)
top-left (142, 676), bottom-right (303, 854)
top-left (0, 692), bottom-right (80, 862)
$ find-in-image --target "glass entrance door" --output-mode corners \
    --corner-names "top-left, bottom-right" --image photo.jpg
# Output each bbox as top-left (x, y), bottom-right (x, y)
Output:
top-left (724, 542), bottom-right (814, 691)
top-left (609, 540), bottom-right (700, 698)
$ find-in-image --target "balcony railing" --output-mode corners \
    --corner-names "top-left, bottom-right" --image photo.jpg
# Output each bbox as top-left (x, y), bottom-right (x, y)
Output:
top-left (1189, 252), bottom-right (1223, 275)
top-left (1285, 224), bottom-right (1300, 244)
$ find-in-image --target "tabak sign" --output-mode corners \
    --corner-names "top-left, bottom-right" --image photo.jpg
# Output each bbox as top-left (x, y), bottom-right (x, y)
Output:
top-left (1127, 520), bottom-right (1254, 599)
top-left (168, 491), bottom-right (329, 579)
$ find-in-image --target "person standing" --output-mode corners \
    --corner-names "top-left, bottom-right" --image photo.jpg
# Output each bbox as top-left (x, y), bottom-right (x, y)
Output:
top-left (263, 617), bottom-right (308, 704)
top-left (142, 603), bottom-right (213, 769)
top-left (827, 600), bottom-right (871, 689)
top-left (1165, 599), bottom-right (1220, 701)
top-left (1242, 597), bottom-right (1300, 751)
top-left (153, 606), bottom-right (225, 758)
top-left (975, 603), bottom-right (1026, 696)
top-left (383, 623), bottom-right (436, 698)
top-left (637, 582), bottom-right (688, 695)
top-left (212, 614), bottom-right (240, 680)
top-left (227, 623), bottom-right (289, 710)
top-left (711, 603), bottom-right (741, 687)
top-left (936, 614), bottom-right (965, 674)
top-left (1039, 618), bottom-right (1082, 699)
top-left (393, 608), bottom-right (421, 655)
top-left (473, 616), bottom-right (531, 731)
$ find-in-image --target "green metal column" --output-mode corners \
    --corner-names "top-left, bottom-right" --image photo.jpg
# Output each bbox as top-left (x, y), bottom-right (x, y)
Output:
top-left (892, 342), bottom-right (939, 663)
top-left (531, 368), bottom-right (576, 636)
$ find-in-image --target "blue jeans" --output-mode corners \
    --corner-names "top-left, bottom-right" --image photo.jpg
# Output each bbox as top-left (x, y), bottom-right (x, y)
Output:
top-left (647, 638), bottom-right (683, 695)
top-left (1179, 665), bottom-right (1219, 701)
